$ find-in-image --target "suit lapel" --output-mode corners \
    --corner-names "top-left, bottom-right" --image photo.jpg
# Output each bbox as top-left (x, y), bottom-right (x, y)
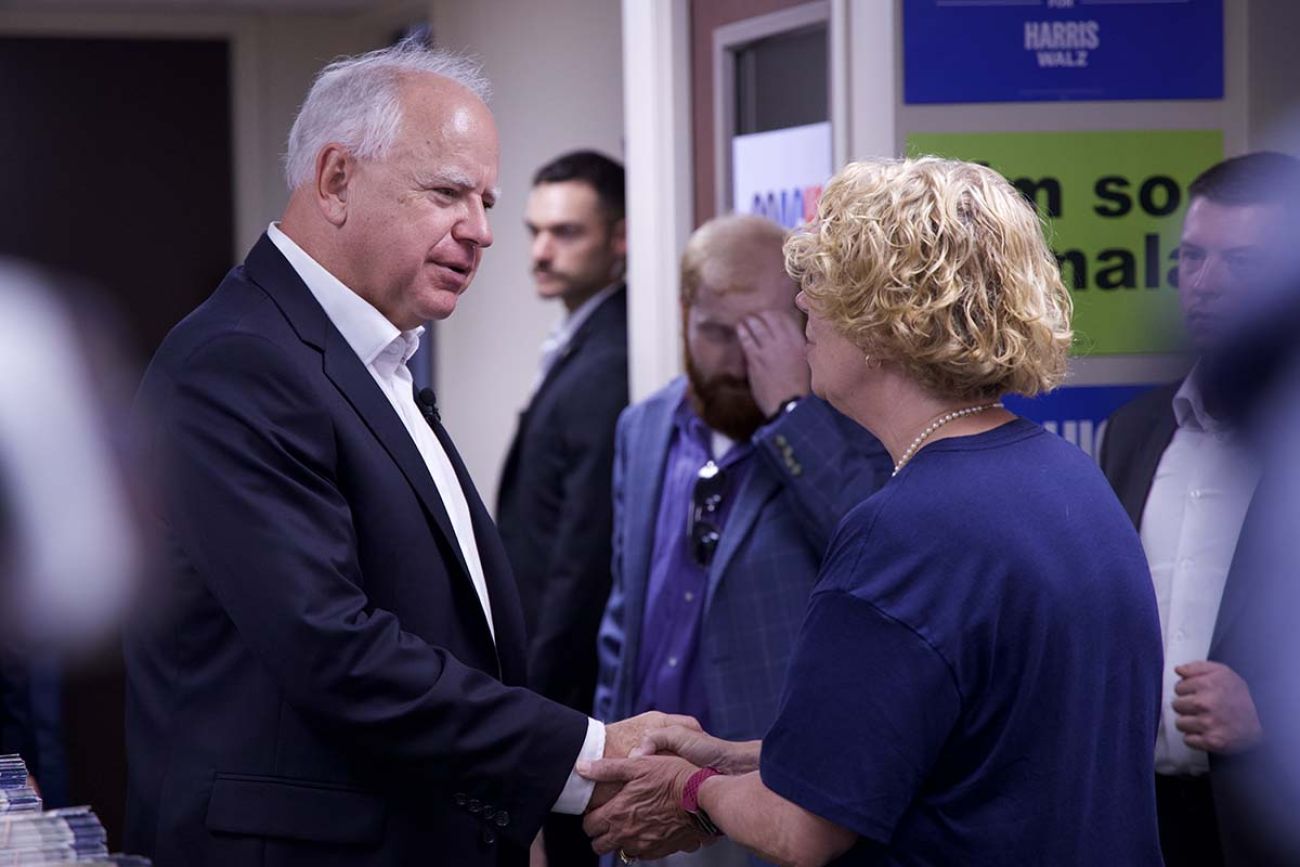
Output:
top-left (320, 331), bottom-right (473, 584)
top-left (1122, 400), bottom-right (1179, 527)
top-left (705, 465), bottom-right (782, 611)
top-left (620, 380), bottom-right (684, 683)
top-left (1209, 485), bottom-right (1262, 659)
top-left (244, 235), bottom-right (493, 655)
top-left (529, 286), bottom-right (627, 412)
top-left (500, 288), bottom-right (626, 506)
top-left (429, 418), bottom-right (515, 681)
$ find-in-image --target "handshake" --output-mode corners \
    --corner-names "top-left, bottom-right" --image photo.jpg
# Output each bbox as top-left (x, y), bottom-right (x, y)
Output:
top-left (576, 711), bottom-right (760, 863)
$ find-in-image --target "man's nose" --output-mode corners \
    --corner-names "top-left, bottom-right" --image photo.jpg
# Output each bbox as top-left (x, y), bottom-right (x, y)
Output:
top-left (531, 232), bottom-right (552, 263)
top-left (722, 341), bottom-right (748, 378)
top-left (1188, 255), bottom-right (1229, 295)
top-left (455, 199), bottom-right (493, 249)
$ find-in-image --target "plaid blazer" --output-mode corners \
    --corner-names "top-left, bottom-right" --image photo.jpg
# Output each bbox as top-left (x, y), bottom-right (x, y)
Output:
top-left (594, 377), bottom-right (890, 740)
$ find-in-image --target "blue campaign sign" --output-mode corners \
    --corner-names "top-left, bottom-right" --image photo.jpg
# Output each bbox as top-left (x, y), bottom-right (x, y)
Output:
top-left (903, 0), bottom-right (1223, 104)
top-left (1005, 384), bottom-right (1157, 457)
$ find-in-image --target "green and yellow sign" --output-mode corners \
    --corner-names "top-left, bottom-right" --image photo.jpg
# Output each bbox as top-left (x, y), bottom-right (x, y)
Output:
top-left (906, 130), bottom-right (1223, 355)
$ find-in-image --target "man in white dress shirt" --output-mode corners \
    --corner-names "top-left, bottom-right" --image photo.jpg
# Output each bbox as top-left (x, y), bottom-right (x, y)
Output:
top-left (1100, 152), bottom-right (1300, 867)
top-left (125, 39), bottom-right (689, 867)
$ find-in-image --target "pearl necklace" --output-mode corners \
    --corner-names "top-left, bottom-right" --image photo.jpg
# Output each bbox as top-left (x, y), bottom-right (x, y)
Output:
top-left (891, 403), bottom-right (1003, 477)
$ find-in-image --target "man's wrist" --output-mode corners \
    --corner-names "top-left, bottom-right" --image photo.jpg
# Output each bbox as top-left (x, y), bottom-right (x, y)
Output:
top-left (557, 718), bottom-right (606, 815)
top-left (764, 394), bottom-right (805, 425)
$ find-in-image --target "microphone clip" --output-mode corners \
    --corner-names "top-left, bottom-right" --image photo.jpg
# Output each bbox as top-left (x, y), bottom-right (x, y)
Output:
top-left (416, 387), bottom-right (441, 425)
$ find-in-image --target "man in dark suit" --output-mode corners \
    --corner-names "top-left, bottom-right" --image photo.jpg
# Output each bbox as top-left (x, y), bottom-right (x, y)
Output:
top-left (126, 41), bottom-right (683, 867)
top-left (593, 215), bottom-right (890, 867)
top-left (1099, 152), bottom-right (1300, 867)
top-left (497, 152), bottom-right (627, 867)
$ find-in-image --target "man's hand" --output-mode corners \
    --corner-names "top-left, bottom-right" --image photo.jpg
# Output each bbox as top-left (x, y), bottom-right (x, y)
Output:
top-left (579, 754), bottom-right (710, 859)
top-left (737, 310), bottom-right (811, 417)
top-left (529, 830), bottom-right (547, 867)
top-left (631, 725), bottom-right (760, 776)
top-left (590, 712), bottom-right (701, 810)
top-left (1173, 660), bottom-right (1263, 754)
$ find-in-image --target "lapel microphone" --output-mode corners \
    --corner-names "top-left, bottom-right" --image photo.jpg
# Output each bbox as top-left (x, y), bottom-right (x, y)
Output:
top-left (416, 388), bottom-right (441, 425)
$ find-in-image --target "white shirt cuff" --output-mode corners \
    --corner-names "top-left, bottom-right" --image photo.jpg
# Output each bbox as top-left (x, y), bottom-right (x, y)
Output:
top-left (551, 717), bottom-right (606, 814)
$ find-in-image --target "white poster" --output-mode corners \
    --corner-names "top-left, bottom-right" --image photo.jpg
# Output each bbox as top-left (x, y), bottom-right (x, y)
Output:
top-left (731, 121), bottom-right (832, 229)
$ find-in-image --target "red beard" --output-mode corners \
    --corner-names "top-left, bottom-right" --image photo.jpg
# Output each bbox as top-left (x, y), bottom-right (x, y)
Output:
top-left (685, 354), bottom-right (765, 442)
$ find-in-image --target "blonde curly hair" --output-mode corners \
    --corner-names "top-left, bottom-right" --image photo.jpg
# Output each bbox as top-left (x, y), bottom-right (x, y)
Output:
top-left (786, 157), bottom-right (1072, 400)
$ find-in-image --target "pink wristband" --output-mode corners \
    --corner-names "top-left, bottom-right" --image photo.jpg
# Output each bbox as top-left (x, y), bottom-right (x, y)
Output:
top-left (682, 766), bottom-right (723, 814)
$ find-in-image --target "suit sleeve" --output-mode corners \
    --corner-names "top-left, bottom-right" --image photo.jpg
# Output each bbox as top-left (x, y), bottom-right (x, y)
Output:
top-left (153, 332), bottom-right (587, 844)
top-left (526, 359), bottom-right (626, 704)
top-left (593, 408), bottom-right (632, 722)
top-left (752, 397), bottom-right (892, 555)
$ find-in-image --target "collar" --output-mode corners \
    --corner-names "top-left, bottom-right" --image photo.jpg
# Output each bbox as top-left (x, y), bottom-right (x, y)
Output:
top-left (1172, 366), bottom-right (1226, 434)
top-left (267, 222), bottom-right (422, 372)
top-left (547, 282), bottom-right (621, 351)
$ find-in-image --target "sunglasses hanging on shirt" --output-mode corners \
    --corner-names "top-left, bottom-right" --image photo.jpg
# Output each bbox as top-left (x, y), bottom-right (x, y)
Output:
top-left (688, 460), bottom-right (727, 568)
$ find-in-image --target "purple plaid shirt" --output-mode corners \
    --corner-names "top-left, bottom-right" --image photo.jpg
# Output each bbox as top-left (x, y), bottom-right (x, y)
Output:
top-left (631, 398), bottom-right (753, 728)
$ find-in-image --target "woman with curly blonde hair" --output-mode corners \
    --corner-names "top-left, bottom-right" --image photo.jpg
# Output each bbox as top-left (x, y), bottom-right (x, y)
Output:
top-left (581, 158), bottom-right (1163, 866)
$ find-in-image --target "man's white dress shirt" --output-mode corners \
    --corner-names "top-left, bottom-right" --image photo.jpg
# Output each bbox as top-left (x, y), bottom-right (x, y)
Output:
top-left (1141, 371), bottom-right (1258, 776)
top-left (268, 224), bottom-right (604, 812)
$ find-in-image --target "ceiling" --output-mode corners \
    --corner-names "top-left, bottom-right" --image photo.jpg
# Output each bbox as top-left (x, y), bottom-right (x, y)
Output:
top-left (0, 0), bottom-right (401, 13)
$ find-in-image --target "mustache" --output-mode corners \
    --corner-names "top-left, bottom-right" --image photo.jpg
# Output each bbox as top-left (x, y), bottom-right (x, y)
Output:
top-left (701, 375), bottom-right (750, 393)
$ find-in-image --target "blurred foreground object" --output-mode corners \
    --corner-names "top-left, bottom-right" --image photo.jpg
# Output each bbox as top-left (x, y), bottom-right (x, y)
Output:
top-left (0, 260), bottom-right (140, 650)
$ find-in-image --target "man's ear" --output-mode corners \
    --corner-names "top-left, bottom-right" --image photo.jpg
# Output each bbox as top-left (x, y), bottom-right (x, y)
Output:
top-left (610, 217), bottom-right (628, 260)
top-left (315, 144), bottom-right (353, 227)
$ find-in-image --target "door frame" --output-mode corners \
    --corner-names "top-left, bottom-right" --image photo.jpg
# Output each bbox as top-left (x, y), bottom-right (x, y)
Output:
top-left (712, 0), bottom-right (833, 215)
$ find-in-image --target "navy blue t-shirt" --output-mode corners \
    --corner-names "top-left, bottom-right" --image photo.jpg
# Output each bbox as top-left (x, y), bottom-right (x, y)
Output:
top-left (760, 418), bottom-right (1163, 866)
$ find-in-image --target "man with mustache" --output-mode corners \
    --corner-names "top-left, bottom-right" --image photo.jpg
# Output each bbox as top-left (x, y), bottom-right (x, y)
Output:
top-left (498, 150), bottom-right (628, 867)
top-left (593, 215), bottom-right (890, 866)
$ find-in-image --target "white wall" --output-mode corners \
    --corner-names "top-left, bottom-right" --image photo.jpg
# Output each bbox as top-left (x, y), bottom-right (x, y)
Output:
top-left (428, 0), bottom-right (625, 509)
top-left (237, 7), bottom-right (427, 252)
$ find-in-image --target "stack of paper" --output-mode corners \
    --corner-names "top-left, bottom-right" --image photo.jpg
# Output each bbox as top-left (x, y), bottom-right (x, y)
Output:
top-left (0, 755), bottom-right (151, 865)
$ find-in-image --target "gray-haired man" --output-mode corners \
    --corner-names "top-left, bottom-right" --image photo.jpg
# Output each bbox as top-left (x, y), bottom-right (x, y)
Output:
top-left (126, 40), bottom-right (683, 867)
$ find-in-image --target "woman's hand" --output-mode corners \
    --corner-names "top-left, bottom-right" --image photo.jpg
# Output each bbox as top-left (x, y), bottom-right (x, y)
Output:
top-left (631, 725), bottom-right (761, 775)
top-left (578, 755), bottom-right (709, 859)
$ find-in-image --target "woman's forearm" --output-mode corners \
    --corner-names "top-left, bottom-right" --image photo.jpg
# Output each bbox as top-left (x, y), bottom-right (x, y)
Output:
top-left (697, 771), bottom-right (856, 867)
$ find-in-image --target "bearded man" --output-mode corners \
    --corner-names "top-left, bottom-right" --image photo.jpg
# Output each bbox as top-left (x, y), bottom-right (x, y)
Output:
top-left (592, 215), bottom-right (891, 867)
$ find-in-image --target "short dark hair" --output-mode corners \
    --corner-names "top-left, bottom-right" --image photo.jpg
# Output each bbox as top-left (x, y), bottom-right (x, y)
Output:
top-left (1188, 151), bottom-right (1300, 209)
top-left (532, 150), bottom-right (626, 222)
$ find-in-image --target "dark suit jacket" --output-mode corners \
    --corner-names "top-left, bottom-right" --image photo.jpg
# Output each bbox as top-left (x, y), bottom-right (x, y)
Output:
top-left (1200, 292), bottom-right (1300, 865)
top-left (126, 235), bottom-right (588, 867)
top-left (1099, 379), bottom-right (1275, 865)
top-left (1098, 383), bottom-right (1180, 531)
top-left (496, 287), bottom-right (627, 713)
